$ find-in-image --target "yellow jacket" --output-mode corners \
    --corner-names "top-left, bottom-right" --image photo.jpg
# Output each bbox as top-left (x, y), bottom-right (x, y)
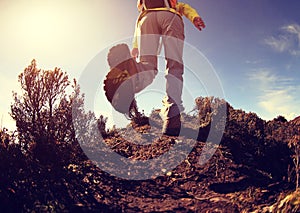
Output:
top-left (133, 2), bottom-right (201, 48)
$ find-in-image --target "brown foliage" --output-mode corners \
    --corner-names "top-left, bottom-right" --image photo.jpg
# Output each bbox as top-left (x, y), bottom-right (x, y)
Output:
top-left (1, 68), bottom-right (300, 212)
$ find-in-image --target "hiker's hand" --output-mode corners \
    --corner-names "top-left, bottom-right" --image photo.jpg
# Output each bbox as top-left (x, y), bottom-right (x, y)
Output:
top-left (131, 48), bottom-right (139, 59)
top-left (193, 17), bottom-right (205, 31)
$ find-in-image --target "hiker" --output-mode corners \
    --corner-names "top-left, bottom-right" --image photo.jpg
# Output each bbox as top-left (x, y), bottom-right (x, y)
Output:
top-left (131, 0), bottom-right (205, 136)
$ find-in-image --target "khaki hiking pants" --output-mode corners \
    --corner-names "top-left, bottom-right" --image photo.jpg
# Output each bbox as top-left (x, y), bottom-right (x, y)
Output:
top-left (135, 10), bottom-right (185, 119)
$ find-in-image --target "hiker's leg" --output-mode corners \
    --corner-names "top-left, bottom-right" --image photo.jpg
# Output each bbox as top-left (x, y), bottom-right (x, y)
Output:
top-left (160, 12), bottom-right (185, 116)
top-left (134, 12), bottom-right (160, 93)
top-left (159, 11), bottom-right (185, 136)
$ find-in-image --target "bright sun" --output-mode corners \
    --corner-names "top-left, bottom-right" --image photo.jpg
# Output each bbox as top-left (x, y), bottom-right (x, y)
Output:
top-left (3, 1), bottom-right (70, 54)
top-left (1, 1), bottom-right (98, 60)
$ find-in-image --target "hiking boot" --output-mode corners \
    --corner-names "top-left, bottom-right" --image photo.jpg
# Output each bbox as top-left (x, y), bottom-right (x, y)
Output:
top-left (127, 99), bottom-right (150, 128)
top-left (162, 114), bottom-right (181, 137)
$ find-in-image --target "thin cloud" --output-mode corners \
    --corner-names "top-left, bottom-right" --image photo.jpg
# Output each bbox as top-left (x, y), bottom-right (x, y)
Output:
top-left (259, 89), bottom-right (298, 120)
top-left (264, 35), bottom-right (293, 53)
top-left (282, 24), bottom-right (300, 42)
top-left (245, 59), bottom-right (263, 65)
top-left (264, 23), bottom-right (300, 56)
top-left (248, 69), bottom-right (293, 90)
top-left (248, 69), bottom-right (300, 120)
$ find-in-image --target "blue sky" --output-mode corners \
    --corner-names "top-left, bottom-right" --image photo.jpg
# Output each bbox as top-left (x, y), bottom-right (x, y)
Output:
top-left (193, 0), bottom-right (300, 121)
top-left (1, 0), bottom-right (300, 129)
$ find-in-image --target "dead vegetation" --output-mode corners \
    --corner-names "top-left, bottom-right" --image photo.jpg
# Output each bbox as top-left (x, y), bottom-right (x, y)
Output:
top-left (1, 61), bottom-right (299, 212)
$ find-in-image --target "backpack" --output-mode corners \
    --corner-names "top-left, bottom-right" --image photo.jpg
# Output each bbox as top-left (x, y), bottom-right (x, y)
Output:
top-left (168, 0), bottom-right (177, 8)
top-left (139, 0), bottom-right (177, 10)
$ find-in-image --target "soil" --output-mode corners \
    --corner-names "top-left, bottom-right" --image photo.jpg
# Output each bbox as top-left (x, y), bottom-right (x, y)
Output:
top-left (1, 109), bottom-right (299, 212)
